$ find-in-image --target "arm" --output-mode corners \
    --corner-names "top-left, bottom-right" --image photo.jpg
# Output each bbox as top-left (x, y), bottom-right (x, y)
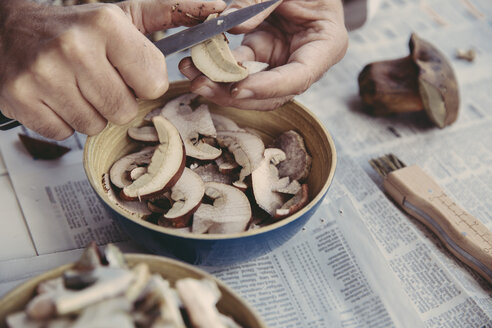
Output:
top-left (179, 0), bottom-right (348, 110)
top-left (0, 0), bottom-right (226, 140)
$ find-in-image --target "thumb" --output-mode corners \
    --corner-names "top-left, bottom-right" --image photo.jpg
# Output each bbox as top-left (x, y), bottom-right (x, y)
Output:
top-left (224, 0), bottom-right (281, 34)
top-left (118, 0), bottom-right (227, 34)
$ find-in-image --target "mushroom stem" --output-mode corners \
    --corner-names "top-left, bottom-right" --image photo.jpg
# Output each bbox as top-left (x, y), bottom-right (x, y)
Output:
top-left (358, 55), bottom-right (424, 115)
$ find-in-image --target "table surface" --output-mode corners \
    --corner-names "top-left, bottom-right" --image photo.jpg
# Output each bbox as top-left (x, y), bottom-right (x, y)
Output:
top-left (1, 0), bottom-right (492, 326)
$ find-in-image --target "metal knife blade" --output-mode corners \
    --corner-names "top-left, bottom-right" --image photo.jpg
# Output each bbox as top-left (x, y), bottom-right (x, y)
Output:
top-left (156, 0), bottom-right (279, 56)
top-left (0, 0), bottom-right (279, 131)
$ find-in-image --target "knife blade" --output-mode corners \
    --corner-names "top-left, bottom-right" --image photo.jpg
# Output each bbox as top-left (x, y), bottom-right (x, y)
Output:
top-left (156, 0), bottom-right (279, 56)
top-left (0, 0), bottom-right (279, 131)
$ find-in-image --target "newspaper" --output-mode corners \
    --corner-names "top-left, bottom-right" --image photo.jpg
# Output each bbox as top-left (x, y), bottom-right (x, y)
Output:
top-left (1, 0), bottom-right (492, 326)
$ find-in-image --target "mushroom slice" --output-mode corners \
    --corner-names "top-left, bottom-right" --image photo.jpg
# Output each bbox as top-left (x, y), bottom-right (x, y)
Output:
top-left (358, 33), bottom-right (459, 128)
top-left (122, 116), bottom-right (186, 201)
top-left (241, 61), bottom-right (269, 74)
top-left (160, 99), bottom-right (222, 160)
top-left (127, 126), bottom-right (158, 143)
top-left (176, 278), bottom-right (227, 328)
top-left (275, 184), bottom-right (309, 219)
top-left (161, 168), bottom-right (205, 228)
top-left (252, 148), bottom-right (287, 216)
top-left (129, 166), bottom-right (147, 181)
top-left (215, 150), bottom-right (239, 175)
top-left (211, 113), bottom-right (244, 132)
top-left (70, 297), bottom-right (133, 328)
top-left (274, 179), bottom-right (301, 195)
top-left (192, 163), bottom-right (233, 185)
top-left (216, 130), bottom-right (265, 184)
top-left (192, 182), bottom-right (251, 234)
top-left (109, 147), bottom-right (155, 189)
top-left (191, 15), bottom-right (248, 83)
top-left (102, 174), bottom-right (152, 217)
top-left (140, 275), bottom-right (186, 328)
top-left (144, 93), bottom-right (197, 122)
top-left (273, 130), bottom-right (312, 182)
top-left (55, 267), bottom-right (134, 315)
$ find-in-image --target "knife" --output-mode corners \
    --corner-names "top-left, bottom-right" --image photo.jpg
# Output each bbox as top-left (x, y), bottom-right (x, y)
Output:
top-left (0, 0), bottom-right (279, 131)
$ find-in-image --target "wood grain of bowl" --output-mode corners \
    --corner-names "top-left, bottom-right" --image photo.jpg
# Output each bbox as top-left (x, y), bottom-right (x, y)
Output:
top-left (83, 80), bottom-right (337, 266)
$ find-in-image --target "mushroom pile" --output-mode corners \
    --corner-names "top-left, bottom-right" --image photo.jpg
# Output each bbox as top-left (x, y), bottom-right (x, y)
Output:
top-left (6, 243), bottom-right (242, 328)
top-left (105, 93), bottom-right (312, 234)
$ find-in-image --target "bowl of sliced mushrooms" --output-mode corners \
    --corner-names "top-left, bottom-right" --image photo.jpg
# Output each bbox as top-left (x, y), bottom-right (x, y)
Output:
top-left (0, 243), bottom-right (266, 328)
top-left (83, 80), bottom-right (336, 266)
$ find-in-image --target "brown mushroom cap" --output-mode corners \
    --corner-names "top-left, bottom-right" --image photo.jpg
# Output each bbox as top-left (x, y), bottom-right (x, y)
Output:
top-left (410, 33), bottom-right (460, 128)
top-left (358, 33), bottom-right (459, 128)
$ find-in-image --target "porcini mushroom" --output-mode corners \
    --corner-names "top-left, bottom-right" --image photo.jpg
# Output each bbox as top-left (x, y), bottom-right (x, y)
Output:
top-left (122, 116), bottom-right (186, 201)
top-left (176, 279), bottom-right (226, 328)
top-left (275, 184), bottom-right (309, 219)
top-left (192, 182), bottom-right (251, 234)
top-left (127, 126), bottom-right (158, 143)
top-left (251, 148), bottom-right (288, 216)
top-left (211, 113), bottom-right (245, 132)
top-left (109, 147), bottom-right (155, 189)
top-left (191, 14), bottom-right (248, 83)
top-left (216, 130), bottom-right (265, 185)
top-left (102, 174), bottom-right (152, 217)
top-left (358, 33), bottom-right (460, 128)
top-left (159, 95), bottom-right (222, 160)
top-left (273, 130), bottom-right (312, 182)
top-left (161, 168), bottom-right (205, 228)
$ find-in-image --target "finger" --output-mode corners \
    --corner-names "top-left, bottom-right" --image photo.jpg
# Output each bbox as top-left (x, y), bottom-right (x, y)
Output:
top-left (224, 0), bottom-right (281, 34)
top-left (101, 8), bottom-right (168, 99)
top-left (178, 57), bottom-right (202, 81)
top-left (189, 74), bottom-right (292, 110)
top-left (43, 82), bottom-right (108, 136)
top-left (118, 0), bottom-right (227, 33)
top-left (76, 55), bottom-right (139, 126)
top-left (0, 75), bottom-right (74, 140)
top-left (26, 102), bottom-right (75, 140)
top-left (12, 100), bottom-right (74, 140)
top-left (232, 38), bottom-right (346, 100)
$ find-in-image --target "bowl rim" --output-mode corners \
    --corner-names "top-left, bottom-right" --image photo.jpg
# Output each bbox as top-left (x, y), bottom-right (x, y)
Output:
top-left (0, 253), bottom-right (267, 327)
top-left (83, 81), bottom-right (337, 240)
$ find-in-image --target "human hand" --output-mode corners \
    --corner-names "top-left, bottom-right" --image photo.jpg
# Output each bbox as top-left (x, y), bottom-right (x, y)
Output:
top-left (0, 0), bottom-right (226, 140)
top-left (179, 0), bottom-right (348, 110)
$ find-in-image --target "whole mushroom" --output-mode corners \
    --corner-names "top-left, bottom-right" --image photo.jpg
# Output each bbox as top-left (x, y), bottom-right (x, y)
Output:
top-left (358, 33), bottom-right (460, 128)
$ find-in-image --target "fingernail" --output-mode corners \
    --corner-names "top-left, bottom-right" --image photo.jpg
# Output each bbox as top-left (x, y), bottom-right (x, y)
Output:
top-left (195, 86), bottom-right (214, 98)
top-left (233, 88), bottom-right (254, 99)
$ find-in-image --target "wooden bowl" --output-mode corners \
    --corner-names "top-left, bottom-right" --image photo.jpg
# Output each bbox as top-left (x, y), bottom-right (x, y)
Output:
top-left (0, 254), bottom-right (266, 328)
top-left (83, 80), bottom-right (337, 266)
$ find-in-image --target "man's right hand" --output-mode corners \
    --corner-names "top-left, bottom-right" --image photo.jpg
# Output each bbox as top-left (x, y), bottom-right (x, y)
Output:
top-left (0, 0), bottom-right (225, 140)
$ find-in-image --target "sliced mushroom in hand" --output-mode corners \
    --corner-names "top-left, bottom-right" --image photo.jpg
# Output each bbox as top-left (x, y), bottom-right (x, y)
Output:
top-left (192, 182), bottom-right (251, 234)
top-left (191, 14), bottom-right (248, 83)
top-left (358, 33), bottom-right (459, 128)
top-left (160, 168), bottom-right (205, 228)
top-left (121, 116), bottom-right (185, 201)
top-left (273, 130), bottom-right (312, 182)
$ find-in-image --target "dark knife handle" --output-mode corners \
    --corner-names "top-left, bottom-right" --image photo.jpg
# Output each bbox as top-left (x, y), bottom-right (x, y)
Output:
top-left (0, 112), bottom-right (21, 130)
